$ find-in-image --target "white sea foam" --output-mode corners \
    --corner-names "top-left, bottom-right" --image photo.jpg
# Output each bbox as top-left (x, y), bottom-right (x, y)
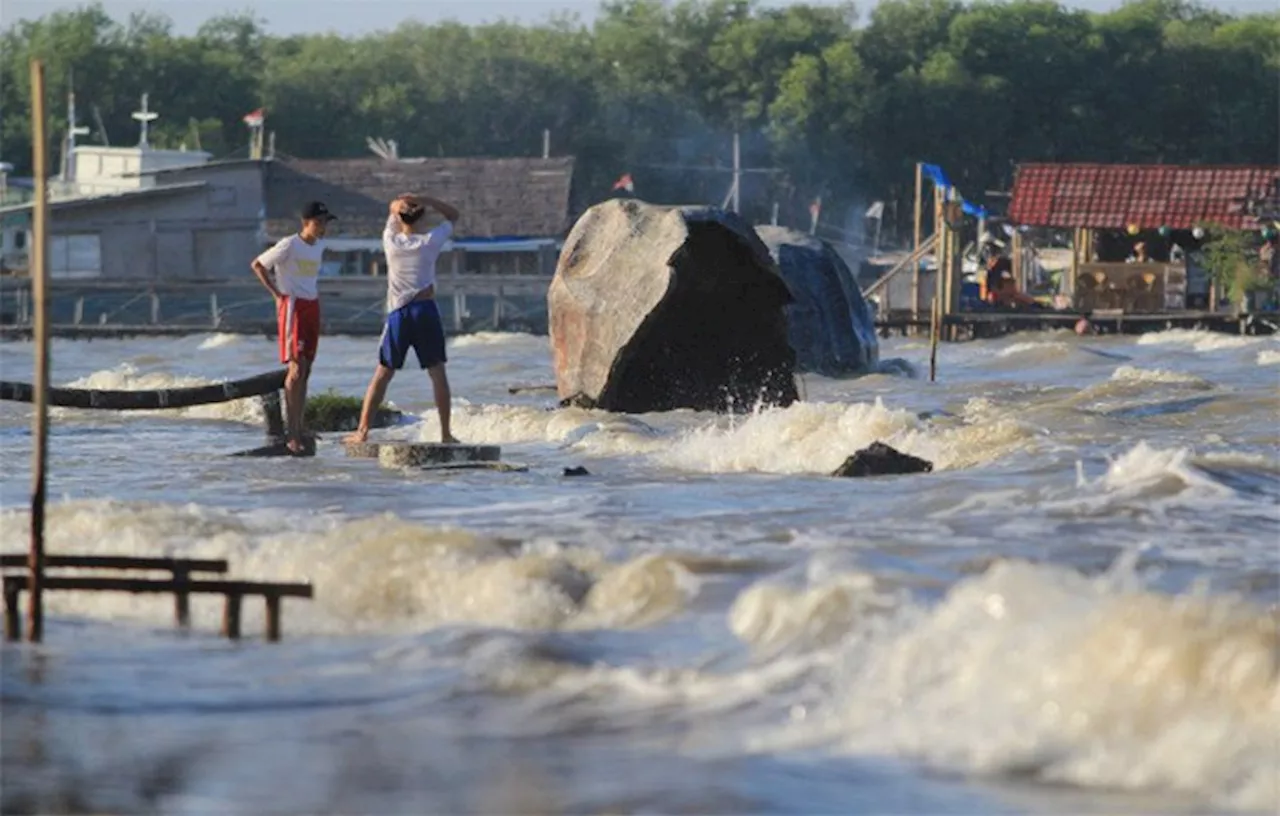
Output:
top-left (1137, 329), bottom-right (1259, 353)
top-left (737, 559), bottom-right (1280, 811)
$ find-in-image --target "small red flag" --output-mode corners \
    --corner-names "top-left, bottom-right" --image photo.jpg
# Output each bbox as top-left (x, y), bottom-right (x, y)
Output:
top-left (242, 108), bottom-right (265, 128)
top-left (612, 173), bottom-right (634, 193)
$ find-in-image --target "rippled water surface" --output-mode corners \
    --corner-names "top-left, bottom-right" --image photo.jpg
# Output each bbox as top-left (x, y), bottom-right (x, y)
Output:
top-left (1, 328), bottom-right (1278, 814)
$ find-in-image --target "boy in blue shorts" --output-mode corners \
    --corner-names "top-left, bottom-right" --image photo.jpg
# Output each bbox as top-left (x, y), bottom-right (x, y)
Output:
top-left (346, 193), bottom-right (461, 444)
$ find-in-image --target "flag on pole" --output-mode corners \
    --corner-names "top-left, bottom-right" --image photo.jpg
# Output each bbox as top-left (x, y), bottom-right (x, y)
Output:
top-left (242, 108), bottom-right (265, 128)
top-left (865, 200), bottom-right (885, 220)
top-left (809, 198), bottom-right (822, 234)
top-left (612, 173), bottom-right (634, 193)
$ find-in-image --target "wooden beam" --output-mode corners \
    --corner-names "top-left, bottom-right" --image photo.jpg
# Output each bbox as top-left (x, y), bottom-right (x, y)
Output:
top-left (3, 575), bottom-right (312, 598)
top-left (863, 233), bottom-right (939, 299)
top-left (0, 554), bottom-right (229, 572)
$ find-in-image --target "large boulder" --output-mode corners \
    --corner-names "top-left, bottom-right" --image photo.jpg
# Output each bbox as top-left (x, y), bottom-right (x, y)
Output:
top-left (755, 226), bottom-right (880, 376)
top-left (549, 200), bottom-right (799, 414)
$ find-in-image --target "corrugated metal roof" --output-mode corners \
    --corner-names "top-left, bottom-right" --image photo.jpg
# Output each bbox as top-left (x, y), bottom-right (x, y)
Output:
top-left (1007, 163), bottom-right (1280, 230)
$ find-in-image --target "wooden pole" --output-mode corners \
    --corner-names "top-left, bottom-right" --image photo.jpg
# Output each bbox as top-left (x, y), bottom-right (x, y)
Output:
top-left (933, 185), bottom-right (944, 325)
top-left (28, 59), bottom-right (50, 644)
top-left (929, 298), bottom-right (940, 383)
top-left (912, 163), bottom-right (923, 322)
top-left (1068, 227), bottom-right (1081, 307)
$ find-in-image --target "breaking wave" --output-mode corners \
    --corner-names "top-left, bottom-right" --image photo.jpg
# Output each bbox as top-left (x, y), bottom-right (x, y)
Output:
top-left (1136, 329), bottom-right (1259, 353)
top-left (405, 398), bottom-right (1032, 474)
top-left (1109, 365), bottom-right (1212, 387)
top-left (656, 399), bottom-right (1033, 474)
top-left (735, 558), bottom-right (1280, 811)
top-left (449, 332), bottom-right (544, 350)
top-left (0, 500), bottom-right (702, 635)
top-left (196, 333), bottom-right (244, 350)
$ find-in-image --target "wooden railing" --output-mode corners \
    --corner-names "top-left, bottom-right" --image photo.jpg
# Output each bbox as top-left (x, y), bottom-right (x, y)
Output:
top-left (864, 232), bottom-right (939, 299)
top-left (1, 554), bottom-right (312, 642)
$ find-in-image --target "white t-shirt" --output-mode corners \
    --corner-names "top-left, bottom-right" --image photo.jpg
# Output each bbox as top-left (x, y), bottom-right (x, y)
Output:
top-left (255, 235), bottom-right (325, 300)
top-left (383, 215), bottom-right (453, 312)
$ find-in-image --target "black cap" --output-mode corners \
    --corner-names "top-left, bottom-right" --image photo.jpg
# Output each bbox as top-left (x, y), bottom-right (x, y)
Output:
top-left (300, 201), bottom-right (337, 222)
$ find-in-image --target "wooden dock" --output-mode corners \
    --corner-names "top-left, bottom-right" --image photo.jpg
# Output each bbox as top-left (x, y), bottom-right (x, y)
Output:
top-left (875, 309), bottom-right (1278, 340)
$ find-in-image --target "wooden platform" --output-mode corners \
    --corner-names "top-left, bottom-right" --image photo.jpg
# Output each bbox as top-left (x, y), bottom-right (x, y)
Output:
top-left (344, 441), bottom-right (502, 468)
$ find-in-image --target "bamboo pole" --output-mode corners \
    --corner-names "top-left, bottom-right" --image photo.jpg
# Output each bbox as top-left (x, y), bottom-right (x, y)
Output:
top-left (28, 59), bottom-right (50, 643)
top-left (912, 163), bottom-right (923, 321)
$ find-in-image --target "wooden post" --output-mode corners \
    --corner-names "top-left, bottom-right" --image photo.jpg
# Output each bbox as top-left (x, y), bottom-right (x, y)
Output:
top-left (210, 294), bottom-right (220, 328)
top-left (265, 594), bottom-right (281, 642)
top-left (1011, 230), bottom-right (1024, 291)
top-left (933, 186), bottom-right (944, 323)
top-left (912, 163), bottom-right (923, 321)
top-left (28, 59), bottom-right (50, 644)
top-left (150, 292), bottom-right (159, 324)
top-left (4, 581), bottom-right (20, 641)
top-left (261, 390), bottom-right (285, 441)
top-left (222, 593), bottom-right (242, 640)
top-left (173, 567), bottom-right (190, 628)
top-left (73, 297), bottom-right (83, 326)
top-left (929, 298), bottom-right (940, 383)
top-left (1068, 228), bottom-right (1081, 306)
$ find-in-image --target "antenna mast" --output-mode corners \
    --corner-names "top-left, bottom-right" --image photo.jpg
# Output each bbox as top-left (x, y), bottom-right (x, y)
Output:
top-left (64, 75), bottom-right (90, 181)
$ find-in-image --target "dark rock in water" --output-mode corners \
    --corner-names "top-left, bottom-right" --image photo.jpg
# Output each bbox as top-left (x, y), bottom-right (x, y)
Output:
top-left (754, 226), bottom-right (880, 377)
top-left (548, 199), bottom-right (799, 414)
top-left (563, 466), bottom-right (591, 477)
top-left (832, 442), bottom-right (933, 478)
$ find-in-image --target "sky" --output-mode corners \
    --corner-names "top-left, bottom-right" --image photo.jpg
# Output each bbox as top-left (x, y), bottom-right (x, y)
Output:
top-left (2, 0), bottom-right (1275, 36)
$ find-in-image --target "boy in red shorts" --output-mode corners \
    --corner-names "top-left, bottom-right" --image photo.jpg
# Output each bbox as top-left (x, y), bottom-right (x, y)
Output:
top-left (250, 201), bottom-right (335, 454)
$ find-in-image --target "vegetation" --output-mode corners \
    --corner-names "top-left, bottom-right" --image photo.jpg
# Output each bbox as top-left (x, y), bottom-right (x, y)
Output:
top-left (305, 390), bottom-right (400, 432)
top-left (2, 0), bottom-right (1277, 237)
top-left (1197, 223), bottom-right (1268, 311)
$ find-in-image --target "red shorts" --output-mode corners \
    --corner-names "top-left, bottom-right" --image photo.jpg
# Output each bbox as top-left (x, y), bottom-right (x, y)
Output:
top-left (278, 296), bottom-right (320, 363)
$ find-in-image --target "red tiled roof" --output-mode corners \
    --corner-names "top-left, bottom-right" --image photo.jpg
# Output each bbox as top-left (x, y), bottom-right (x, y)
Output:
top-left (1007, 163), bottom-right (1280, 230)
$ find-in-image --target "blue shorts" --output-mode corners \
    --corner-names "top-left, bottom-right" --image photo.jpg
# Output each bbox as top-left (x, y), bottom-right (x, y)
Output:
top-left (379, 300), bottom-right (447, 370)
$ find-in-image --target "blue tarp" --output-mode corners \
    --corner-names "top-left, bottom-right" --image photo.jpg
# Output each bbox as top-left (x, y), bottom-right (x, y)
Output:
top-left (921, 163), bottom-right (988, 220)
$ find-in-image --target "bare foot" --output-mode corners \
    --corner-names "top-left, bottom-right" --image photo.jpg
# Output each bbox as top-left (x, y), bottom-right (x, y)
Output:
top-left (344, 428), bottom-right (369, 444)
top-left (442, 434), bottom-right (460, 445)
top-left (286, 437), bottom-right (304, 455)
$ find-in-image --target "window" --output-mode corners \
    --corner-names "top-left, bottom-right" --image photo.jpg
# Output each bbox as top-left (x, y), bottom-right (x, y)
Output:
top-left (14, 231), bottom-right (26, 250)
top-left (50, 234), bottom-right (102, 279)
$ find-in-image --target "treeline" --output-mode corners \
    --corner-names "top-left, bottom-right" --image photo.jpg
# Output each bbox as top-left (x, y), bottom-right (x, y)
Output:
top-left (1, 0), bottom-right (1277, 241)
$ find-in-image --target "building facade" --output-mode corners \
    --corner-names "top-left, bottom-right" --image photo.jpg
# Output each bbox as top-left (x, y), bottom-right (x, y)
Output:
top-left (0, 151), bottom-right (576, 282)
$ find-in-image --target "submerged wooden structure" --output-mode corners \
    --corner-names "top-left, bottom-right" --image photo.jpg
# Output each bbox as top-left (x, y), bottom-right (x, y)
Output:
top-left (0, 555), bottom-right (312, 642)
top-left (0, 365), bottom-right (316, 642)
top-left (344, 441), bottom-right (511, 471)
